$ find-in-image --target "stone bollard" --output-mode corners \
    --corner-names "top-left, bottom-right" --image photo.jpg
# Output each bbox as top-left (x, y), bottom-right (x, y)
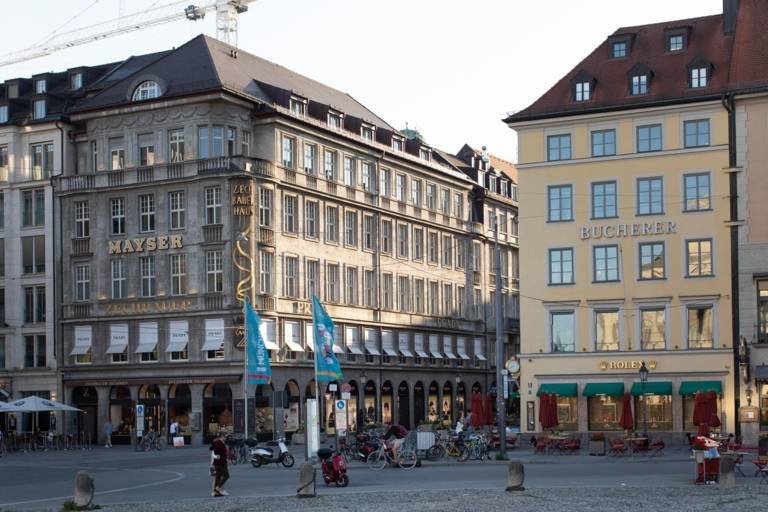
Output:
top-left (296, 462), bottom-right (316, 498)
top-left (74, 470), bottom-right (94, 508)
top-left (719, 455), bottom-right (736, 489)
top-left (505, 461), bottom-right (525, 492)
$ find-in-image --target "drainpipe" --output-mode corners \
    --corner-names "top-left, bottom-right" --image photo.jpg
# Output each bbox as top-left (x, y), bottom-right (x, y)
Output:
top-left (721, 94), bottom-right (741, 436)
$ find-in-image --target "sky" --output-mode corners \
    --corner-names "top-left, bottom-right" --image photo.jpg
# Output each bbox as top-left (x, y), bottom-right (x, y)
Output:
top-left (1, 0), bottom-right (724, 162)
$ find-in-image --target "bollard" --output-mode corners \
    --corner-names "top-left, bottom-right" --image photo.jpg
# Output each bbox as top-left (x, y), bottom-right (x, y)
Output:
top-left (505, 461), bottom-right (525, 492)
top-left (719, 455), bottom-right (736, 489)
top-left (74, 470), bottom-right (94, 508)
top-left (296, 462), bottom-right (316, 498)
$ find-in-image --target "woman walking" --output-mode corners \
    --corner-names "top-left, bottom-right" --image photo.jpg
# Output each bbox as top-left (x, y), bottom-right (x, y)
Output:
top-left (210, 433), bottom-right (229, 497)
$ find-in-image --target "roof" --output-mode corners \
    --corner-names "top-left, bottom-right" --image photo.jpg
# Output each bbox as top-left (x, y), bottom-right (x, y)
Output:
top-left (74, 35), bottom-right (394, 129)
top-left (728, 0), bottom-right (768, 90)
top-left (489, 155), bottom-right (518, 184)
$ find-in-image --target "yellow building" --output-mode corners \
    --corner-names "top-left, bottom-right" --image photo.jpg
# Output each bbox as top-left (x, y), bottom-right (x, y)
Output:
top-left (506, 12), bottom-right (740, 438)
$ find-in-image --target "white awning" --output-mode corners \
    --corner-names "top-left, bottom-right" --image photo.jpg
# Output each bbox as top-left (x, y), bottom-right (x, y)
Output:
top-left (106, 324), bottom-right (129, 354)
top-left (443, 337), bottom-right (457, 359)
top-left (398, 332), bottom-right (413, 357)
top-left (429, 334), bottom-right (443, 358)
top-left (305, 323), bottom-right (314, 351)
top-left (474, 337), bottom-right (486, 360)
top-left (456, 337), bottom-right (470, 360)
top-left (259, 319), bottom-right (279, 350)
top-left (70, 325), bottom-right (92, 356)
top-left (166, 320), bottom-right (189, 352)
top-left (136, 322), bottom-right (158, 353)
top-left (349, 344), bottom-right (365, 355)
top-left (202, 318), bottom-right (225, 351)
top-left (415, 349), bottom-right (429, 358)
top-left (413, 333), bottom-right (427, 358)
top-left (284, 321), bottom-right (304, 352)
top-left (333, 341), bottom-right (344, 354)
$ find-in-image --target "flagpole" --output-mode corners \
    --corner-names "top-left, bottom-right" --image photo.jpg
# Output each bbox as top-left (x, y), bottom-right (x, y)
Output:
top-left (312, 297), bottom-right (320, 455)
top-left (244, 298), bottom-right (249, 440)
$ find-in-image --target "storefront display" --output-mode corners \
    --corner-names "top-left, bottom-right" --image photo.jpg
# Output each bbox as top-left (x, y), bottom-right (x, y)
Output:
top-left (203, 383), bottom-right (233, 441)
top-left (427, 382), bottom-right (439, 422)
top-left (364, 380), bottom-right (377, 424)
top-left (168, 384), bottom-right (192, 441)
top-left (584, 382), bottom-right (624, 431)
top-left (382, 381), bottom-right (393, 425)
top-left (555, 397), bottom-right (578, 430)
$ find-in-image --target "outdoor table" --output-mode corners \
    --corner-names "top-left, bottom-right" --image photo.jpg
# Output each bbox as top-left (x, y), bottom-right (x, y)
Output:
top-left (625, 437), bottom-right (648, 457)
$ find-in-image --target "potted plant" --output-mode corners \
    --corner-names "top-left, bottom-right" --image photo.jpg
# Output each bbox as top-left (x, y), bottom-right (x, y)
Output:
top-left (691, 437), bottom-right (708, 463)
top-left (589, 433), bottom-right (606, 456)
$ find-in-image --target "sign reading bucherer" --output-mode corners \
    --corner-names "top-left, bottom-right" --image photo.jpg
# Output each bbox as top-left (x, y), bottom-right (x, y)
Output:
top-left (580, 221), bottom-right (677, 241)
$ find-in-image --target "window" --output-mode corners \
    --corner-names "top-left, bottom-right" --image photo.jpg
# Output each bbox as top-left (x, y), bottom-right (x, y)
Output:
top-left (687, 239), bottom-right (713, 277)
top-left (413, 228), bottom-right (424, 261)
top-left (324, 150), bottom-right (337, 181)
top-left (640, 309), bottom-right (666, 350)
top-left (258, 188), bottom-right (273, 228)
top-left (140, 256), bottom-right (156, 297)
top-left (283, 195), bottom-right (297, 234)
top-left (361, 162), bottom-right (374, 192)
top-left (290, 97), bottom-right (306, 116)
top-left (591, 129), bottom-right (616, 157)
top-left (303, 143), bottom-right (316, 174)
top-left (687, 306), bottom-right (714, 348)
top-left (138, 133), bottom-right (155, 166)
top-left (551, 311), bottom-right (575, 352)
top-left (411, 179), bottom-right (422, 206)
top-left (595, 310), bottom-right (619, 351)
top-left (0, 337), bottom-right (4, 369)
top-left (111, 198), bottom-right (125, 235)
top-left (325, 205), bottom-right (338, 243)
top-left (31, 143), bottom-right (54, 179)
top-left (206, 251), bottom-right (223, 292)
top-left (442, 283), bottom-right (452, 315)
top-left (396, 174), bottom-right (407, 202)
top-left (74, 201), bottom-right (89, 238)
top-left (35, 79), bottom-right (46, 94)
top-left (211, 126), bottom-right (224, 157)
top-left (636, 124), bottom-right (662, 152)
top-left (280, 135), bottom-right (295, 168)
top-left (364, 269), bottom-right (374, 307)
top-left (21, 236), bottom-right (45, 274)
top-left (361, 125), bottom-right (374, 140)
top-left (226, 127), bottom-right (236, 156)
top-left (70, 72), bottom-right (83, 90)
top-left (326, 263), bottom-right (340, 303)
top-left (430, 281), bottom-right (440, 315)
top-left (0, 192), bottom-right (4, 230)
top-left (397, 224), bottom-right (409, 258)
top-left (241, 130), bottom-right (251, 156)
top-left (284, 256), bottom-right (298, 298)
top-left (139, 194), bottom-right (155, 232)
top-left (419, 148), bottom-right (430, 161)
top-left (328, 111), bottom-right (342, 128)
top-left (363, 215), bottom-right (374, 250)
top-left (75, 264), bottom-right (90, 301)
top-left (684, 173), bottom-right (711, 211)
top-left (380, 168), bottom-right (391, 197)
top-left (382, 273), bottom-right (394, 309)
top-left (428, 232), bottom-right (439, 264)
top-left (381, 220), bottom-right (392, 254)
top-left (23, 286), bottom-right (46, 323)
top-left (667, 34), bottom-right (684, 51)
top-left (549, 248), bottom-right (574, 285)
top-left (612, 41), bottom-right (627, 58)
top-left (592, 181), bottom-right (617, 219)
top-left (637, 177), bottom-right (663, 215)
top-left (22, 189), bottom-right (45, 226)
top-left (398, 276), bottom-right (410, 312)
top-left (454, 193), bottom-right (464, 219)
top-left (168, 129), bottom-right (185, 162)
top-left (426, 184), bottom-right (436, 210)
top-left (33, 100), bottom-right (46, 120)
top-left (343, 156), bottom-right (355, 187)
top-left (24, 335), bottom-right (46, 368)
top-left (260, 251), bottom-right (273, 294)
top-left (305, 201), bottom-right (319, 239)
top-left (639, 242), bottom-right (665, 279)
top-left (575, 81), bottom-right (591, 101)
top-left (631, 74), bottom-right (648, 95)
top-left (111, 259), bottom-right (127, 299)
top-left (197, 126), bottom-right (209, 159)
top-left (345, 210), bottom-right (358, 246)
top-left (132, 81), bottom-right (161, 101)
top-left (0, 145), bottom-right (6, 169)
top-left (345, 266), bottom-right (358, 305)
top-left (392, 137), bottom-right (404, 151)
top-left (684, 119), bottom-right (710, 148)
top-left (305, 260), bottom-right (319, 299)
top-left (456, 238), bottom-right (466, 269)
top-left (548, 185), bottom-right (573, 222)
top-left (169, 191), bottom-right (185, 229)
top-left (442, 235), bottom-right (452, 267)
top-left (108, 137), bottom-right (125, 170)
top-left (414, 279), bottom-right (425, 313)
top-left (441, 188), bottom-right (450, 213)
top-left (0, 106), bottom-right (7, 123)
top-left (547, 134), bottom-right (571, 161)
top-left (170, 253), bottom-right (186, 295)
top-left (691, 67), bottom-right (708, 88)
top-left (593, 245), bottom-right (619, 282)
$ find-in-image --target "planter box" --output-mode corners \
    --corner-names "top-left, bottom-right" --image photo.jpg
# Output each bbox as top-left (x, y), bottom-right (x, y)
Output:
top-left (589, 439), bottom-right (606, 456)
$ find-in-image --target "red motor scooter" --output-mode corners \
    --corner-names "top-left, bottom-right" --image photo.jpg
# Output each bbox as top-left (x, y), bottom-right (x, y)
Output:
top-left (317, 448), bottom-right (349, 487)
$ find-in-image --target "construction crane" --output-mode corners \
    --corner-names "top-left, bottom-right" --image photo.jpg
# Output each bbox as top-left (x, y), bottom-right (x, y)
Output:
top-left (0, 0), bottom-right (256, 68)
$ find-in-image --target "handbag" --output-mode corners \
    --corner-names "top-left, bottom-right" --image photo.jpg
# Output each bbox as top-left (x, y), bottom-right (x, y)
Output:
top-left (173, 436), bottom-right (184, 448)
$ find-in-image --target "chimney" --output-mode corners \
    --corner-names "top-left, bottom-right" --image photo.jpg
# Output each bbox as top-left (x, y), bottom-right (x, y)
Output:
top-left (723, 0), bottom-right (739, 35)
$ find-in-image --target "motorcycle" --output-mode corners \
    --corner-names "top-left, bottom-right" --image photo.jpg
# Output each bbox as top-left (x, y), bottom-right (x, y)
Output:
top-left (250, 437), bottom-right (295, 468)
top-left (318, 448), bottom-right (349, 487)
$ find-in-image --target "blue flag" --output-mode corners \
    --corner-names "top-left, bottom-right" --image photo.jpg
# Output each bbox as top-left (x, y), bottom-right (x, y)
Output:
top-left (312, 294), bottom-right (343, 382)
top-left (245, 298), bottom-right (271, 384)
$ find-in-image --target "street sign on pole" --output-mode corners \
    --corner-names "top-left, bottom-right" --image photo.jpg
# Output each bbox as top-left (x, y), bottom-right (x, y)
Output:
top-left (335, 399), bottom-right (348, 432)
top-left (136, 404), bottom-right (145, 436)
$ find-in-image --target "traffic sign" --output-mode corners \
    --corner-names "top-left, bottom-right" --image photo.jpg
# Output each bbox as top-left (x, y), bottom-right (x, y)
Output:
top-left (341, 383), bottom-right (352, 393)
top-left (334, 399), bottom-right (348, 431)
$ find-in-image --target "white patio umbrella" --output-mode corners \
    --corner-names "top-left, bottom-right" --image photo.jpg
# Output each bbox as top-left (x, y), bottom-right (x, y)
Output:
top-left (0, 400), bottom-right (18, 412)
top-left (6, 395), bottom-right (81, 412)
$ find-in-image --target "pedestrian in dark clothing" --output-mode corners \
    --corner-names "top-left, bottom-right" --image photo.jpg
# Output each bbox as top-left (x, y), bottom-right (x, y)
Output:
top-left (210, 433), bottom-right (229, 497)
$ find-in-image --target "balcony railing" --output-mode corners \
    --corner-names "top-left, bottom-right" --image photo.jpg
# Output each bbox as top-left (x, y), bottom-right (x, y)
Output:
top-left (204, 294), bottom-right (224, 311)
top-left (137, 166), bottom-right (154, 183)
top-left (258, 227), bottom-right (275, 246)
top-left (71, 238), bottom-right (90, 255)
top-left (64, 303), bottom-right (91, 319)
top-left (255, 294), bottom-right (276, 311)
top-left (203, 224), bottom-right (223, 243)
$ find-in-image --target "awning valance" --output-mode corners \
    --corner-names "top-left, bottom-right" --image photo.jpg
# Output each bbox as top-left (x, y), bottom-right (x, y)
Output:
top-left (582, 382), bottom-right (624, 397)
top-left (630, 381), bottom-right (673, 396)
top-left (136, 322), bottom-right (158, 353)
top-left (259, 319), bottom-right (279, 350)
top-left (678, 380), bottom-right (722, 396)
top-left (201, 319), bottom-right (225, 351)
top-left (456, 337), bottom-right (470, 360)
top-left (284, 321), bottom-right (304, 352)
top-left (536, 383), bottom-right (578, 397)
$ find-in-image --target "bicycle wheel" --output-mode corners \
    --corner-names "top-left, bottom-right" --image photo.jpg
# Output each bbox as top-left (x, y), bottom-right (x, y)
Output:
top-left (457, 445), bottom-right (469, 462)
top-left (397, 450), bottom-right (418, 470)
top-left (426, 444), bottom-right (445, 461)
top-left (368, 449), bottom-right (387, 471)
top-left (156, 439), bottom-right (163, 451)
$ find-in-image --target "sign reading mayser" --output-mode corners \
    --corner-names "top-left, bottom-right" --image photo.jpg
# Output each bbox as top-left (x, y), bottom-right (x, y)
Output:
top-left (580, 221), bottom-right (677, 241)
top-left (107, 235), bottom-right (183, 254)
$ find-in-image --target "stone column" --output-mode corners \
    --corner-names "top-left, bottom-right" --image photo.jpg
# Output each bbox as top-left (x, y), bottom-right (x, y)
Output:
top-left (408, 382), bottom-right (416, 430)
top-left (190, 383), bottom-right (205, 446)
top-left (159, 384), bottom-right (169, 439)
top-left (96, 387), bottom-right (109, 445)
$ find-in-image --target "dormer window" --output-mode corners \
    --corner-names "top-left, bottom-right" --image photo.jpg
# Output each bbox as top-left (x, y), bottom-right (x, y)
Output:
top-left (361, 124), bottom-right (374, 140)
top-left (575, 82), bottom-right (590, 101)
top-left (631, 75), bottom-right (648, 95)
top-left (290, 97), bottom-right (306, 116)
top-left (611, 41), bottom-right (627, 58)
top-left (35, 80), bottom-right (46, 94)
top-left (132, 81), bottom-right (161, 101)
top-left (392, 137), bottom-right (404, 151)
top-left (0, 105), bottom-right (8, 123)
top-left (668, 35), bottom-right (684, 51)
top-left (665, 27), bottom-right (689, 52)
top-left (571, 70), bottom-right (594, 103)
top-left (691, 67), bottom-right (708, 88)
top-left (71, 73), bottom-right (83, 90)
top-left (628, 64), bottom-right (652, 96)
top-left (327, 111), bottom-right (342, 129)
top-left (419, 148), bottom-right (430, 161)
top-left (33, 100), bottom-right (46, 120)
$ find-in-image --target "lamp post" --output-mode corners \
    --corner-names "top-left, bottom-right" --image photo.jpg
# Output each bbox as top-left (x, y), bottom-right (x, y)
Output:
top-left (455, 375), bottom-right (461, 422)
top-left (639, 361), bottom-right (649, 438)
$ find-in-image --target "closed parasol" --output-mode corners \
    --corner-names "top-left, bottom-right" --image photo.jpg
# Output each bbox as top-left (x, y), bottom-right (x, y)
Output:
top-left (620, 393), bottom-right (634, 430)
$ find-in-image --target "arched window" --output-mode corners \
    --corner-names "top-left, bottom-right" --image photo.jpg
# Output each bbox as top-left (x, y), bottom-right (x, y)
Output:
top-left (132, 81), bottom-right (161, 101)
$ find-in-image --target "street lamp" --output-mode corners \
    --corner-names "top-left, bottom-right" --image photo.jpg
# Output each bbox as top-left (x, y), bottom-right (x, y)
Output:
top-left (639, 361), bottom-right (649, 438)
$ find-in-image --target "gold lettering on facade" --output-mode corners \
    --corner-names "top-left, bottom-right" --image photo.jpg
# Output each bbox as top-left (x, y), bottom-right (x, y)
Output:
top-left (106, 235), bottom-right (183, 254)
top-left (145, 237), bottom-right (157, 251)
top-left (133, 238), bottom-right (145, 251)
top-left (123, 239), bottom-right (135, 253)
top-left (104, 299), bottom-right (194, 315)
top-left (580, 222), bottom-right (678, 241)
top-left (108, 240), bottom-right (122, 254)
top-left (170, 235), bottom-right (183, 249)
top-left (158, 236), bottom-right (169, 250)
top-left (599, 359), bottom-right (658, 371)
top-left (293, 301), bottom-right (312, 314)
top-left (232, 183), bottom-right (254, 217)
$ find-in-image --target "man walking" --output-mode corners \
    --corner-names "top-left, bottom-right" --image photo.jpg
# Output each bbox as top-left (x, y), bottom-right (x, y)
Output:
top-left (210, 432), bottom-right (229, 497)
top-left (103, 420), bottom-right (113, 448)
top-left (169, 419), bottom-right (179, 443)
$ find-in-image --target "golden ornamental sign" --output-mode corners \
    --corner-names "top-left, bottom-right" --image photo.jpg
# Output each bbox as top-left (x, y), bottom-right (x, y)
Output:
top-left (108, 235), bottom-right (183, 254)
top-left (598, 360), bottom-right (657, 371)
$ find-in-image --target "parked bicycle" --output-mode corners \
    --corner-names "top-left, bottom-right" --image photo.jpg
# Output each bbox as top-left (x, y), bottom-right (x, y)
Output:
top-left (367, 431), bottom-right (418, 471)
top-left (137, 430), bottom-right (163, 451)
top-left (426, 430), bottom-right (468, 461)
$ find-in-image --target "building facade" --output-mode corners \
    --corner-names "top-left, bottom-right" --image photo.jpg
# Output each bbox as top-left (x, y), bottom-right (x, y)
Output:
top-left (46, 35), bottom-right (516, 445)
top-left (507, 11), bottom-right (742, 439)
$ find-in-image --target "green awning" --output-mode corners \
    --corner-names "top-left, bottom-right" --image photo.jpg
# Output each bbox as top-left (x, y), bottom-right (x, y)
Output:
top-left (582, 382), bottom-right (624, 397)
top-left (536, 383), bottom-right (577, 397)
top-left (630, 381), bottom-right (673, 396)
top-left (678, 381), bottom-right (722, 396)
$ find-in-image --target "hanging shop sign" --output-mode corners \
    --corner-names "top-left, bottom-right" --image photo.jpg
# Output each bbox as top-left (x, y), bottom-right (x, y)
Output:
top-left (107, 235), bottom-right (183, 254)
top-left (599, 360), bottom-right (657, 371)
top-left (580, 222), bottom-right (677, 241)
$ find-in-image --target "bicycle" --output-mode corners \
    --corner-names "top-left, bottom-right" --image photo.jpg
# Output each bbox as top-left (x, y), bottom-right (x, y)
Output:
top-left (226, 437), bottom-right (247, 465)
top-left (139, 431), bottom-right (163, 451)
top-left (426, 431), bottom-right (467, 461)
top-left (367, 435), bottom-right (418, 471)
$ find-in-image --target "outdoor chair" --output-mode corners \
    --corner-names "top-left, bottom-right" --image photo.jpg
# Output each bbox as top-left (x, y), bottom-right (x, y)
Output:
top-left (533, 436), bottom-right (549, 454)
top-left (752, 456), bottom-right (768, 476)
top-left (609, 438), bottom-right (627, 456)
top-left (761, 467), bottom-right (768, 484)
top-left (732, 453), bottom-right (745, 477)
top-left (649, 440), bottom-right (665, 456)
top-left (631, 439), bottom-right (649, 455)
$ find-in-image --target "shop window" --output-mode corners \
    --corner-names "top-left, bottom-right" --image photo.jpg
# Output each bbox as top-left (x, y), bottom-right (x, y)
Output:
top-left (683, 394), bottom-right (720, 431)
top-left (556, 396), bottom-right (578, 430)
top-left (758, 281), bottom-right (768, 343)
top-left (588, 395), bottom-right (624, 431)
top-left (634, 395), bottom-right (672, 431)
top-left (760, 383), bottom-right (768, 430)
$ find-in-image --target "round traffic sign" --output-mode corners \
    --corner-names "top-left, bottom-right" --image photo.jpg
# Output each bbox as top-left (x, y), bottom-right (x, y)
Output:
top-left (336, 400), bottom-right (345, 410)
